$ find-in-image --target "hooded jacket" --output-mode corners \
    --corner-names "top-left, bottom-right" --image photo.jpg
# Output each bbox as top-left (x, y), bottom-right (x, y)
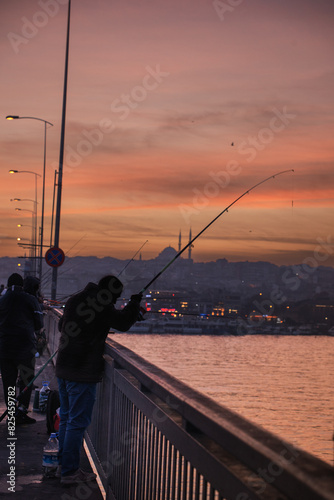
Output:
top-left (0, 285), bottom-right (44, 359)
top-left (55, 282), bottom-right (141, 383)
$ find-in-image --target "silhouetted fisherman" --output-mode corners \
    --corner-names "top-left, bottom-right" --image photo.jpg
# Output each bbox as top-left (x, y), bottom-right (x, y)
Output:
top-left (55, 275), bottom-right (142, 485)
top-left (0, 273), bottom-right (44, 424)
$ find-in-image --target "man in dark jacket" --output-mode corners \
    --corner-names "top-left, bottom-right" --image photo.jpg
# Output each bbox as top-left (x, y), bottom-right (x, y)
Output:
top-left (55, 275), bottom-right (142, 485)
top-left (0, 273), bottom-right (44, 424)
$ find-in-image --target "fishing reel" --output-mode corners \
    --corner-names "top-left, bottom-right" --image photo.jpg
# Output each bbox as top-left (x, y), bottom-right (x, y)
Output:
top-left (137, 306), bottom-right (147, 322)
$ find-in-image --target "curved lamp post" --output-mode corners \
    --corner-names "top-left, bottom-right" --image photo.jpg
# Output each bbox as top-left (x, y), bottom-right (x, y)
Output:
top-left (6, 116), bottom-right (54, 284)
top-left (9, 170), bottom-right (41, 275)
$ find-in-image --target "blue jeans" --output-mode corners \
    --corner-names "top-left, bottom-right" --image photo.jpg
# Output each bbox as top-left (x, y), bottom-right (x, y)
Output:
top-left (57, 378), bottom-right (97, 476)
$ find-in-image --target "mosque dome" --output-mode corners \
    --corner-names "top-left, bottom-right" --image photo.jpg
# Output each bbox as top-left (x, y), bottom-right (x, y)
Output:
top-left (156, 246), bottom-right (177, 261)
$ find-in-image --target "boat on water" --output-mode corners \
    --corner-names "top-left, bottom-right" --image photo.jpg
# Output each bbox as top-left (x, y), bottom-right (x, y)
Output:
top-left (128, 322), bottom-right (152, 333)
top-left (129, 317), bottom-right (203, 335)
top-left (128, 317), bottom-right (253, 335)
top-left (125, 317), bottom-right (334, 336)
top-left (293, 324), bottom-right (315, 335)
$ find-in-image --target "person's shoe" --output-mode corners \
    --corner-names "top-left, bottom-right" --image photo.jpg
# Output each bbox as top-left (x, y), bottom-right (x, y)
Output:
top-left (15, 411), bottom-right (36, 425)
top-left (61, 469), bottom-right (97, 485)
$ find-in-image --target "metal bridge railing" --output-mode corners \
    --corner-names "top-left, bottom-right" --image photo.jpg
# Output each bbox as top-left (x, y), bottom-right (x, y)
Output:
top-left (45, 309), bottom-right (334, 500)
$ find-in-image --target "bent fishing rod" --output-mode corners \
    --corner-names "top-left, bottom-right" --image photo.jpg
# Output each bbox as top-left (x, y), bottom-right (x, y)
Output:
top-left (140, 169), bottom-right (294, 294)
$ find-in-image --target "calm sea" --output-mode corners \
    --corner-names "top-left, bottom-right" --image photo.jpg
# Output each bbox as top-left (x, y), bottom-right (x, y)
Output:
top-left (111, 333), bottom-right (334, 465)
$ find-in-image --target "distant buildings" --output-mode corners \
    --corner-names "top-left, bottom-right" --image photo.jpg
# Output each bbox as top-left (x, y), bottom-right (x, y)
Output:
top-left (0, 245), bottom-right (333, 329)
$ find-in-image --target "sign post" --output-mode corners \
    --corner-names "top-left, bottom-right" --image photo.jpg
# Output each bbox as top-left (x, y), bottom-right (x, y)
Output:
top-left (45, 247), bottom-right (65, 268)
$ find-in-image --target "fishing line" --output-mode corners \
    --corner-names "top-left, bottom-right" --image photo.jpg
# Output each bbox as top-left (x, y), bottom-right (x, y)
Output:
top-left (65, 234), bottom-right (87, 255)
top-left (40, 235), bottom-right (87, 293)
top-left (118, 240), bottom-right (149, 277)
top-left (46, 241), bottom-right (150, 305)
top-left (139, 169), bottom-right (294, 293)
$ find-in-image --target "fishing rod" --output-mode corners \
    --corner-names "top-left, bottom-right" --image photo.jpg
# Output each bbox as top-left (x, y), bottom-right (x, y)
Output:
top-left (140, 169), bottom-right (294, 294)
top-left (50, 240), bottom-right (150, 306)
top-left (118, 240), bottom-right (149, 277)
top-left (0, 349), bottom-right (58, 423)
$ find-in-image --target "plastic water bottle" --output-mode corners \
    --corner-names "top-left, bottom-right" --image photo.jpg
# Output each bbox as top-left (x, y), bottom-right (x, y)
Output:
top-left (42, 433), bottom-right (59, 478)
top-left (39, 381), bottom-right (50, 413)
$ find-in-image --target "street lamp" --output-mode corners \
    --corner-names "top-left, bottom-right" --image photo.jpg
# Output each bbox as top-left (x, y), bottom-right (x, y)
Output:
top-left (14, 207), bottom-right (36, 272)
top-left (9, 170), bottom-right (40, 275)
top-left (11, 199), bottom-right (38, 259)
top-left (6, 115), bottom-right (54, 285)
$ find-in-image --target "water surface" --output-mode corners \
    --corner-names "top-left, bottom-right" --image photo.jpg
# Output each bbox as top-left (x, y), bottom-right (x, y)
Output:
top-left (111, 333), bottom-right (334, 465)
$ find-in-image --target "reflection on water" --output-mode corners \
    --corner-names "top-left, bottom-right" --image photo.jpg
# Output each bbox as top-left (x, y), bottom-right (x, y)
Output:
top-left (111, 333), bottom-right (334, 465)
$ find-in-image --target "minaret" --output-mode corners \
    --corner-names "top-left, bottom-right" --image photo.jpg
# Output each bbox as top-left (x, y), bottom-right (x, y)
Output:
top-left (188, 227), bottom-right (192, 260)
top-left (178, 230), bottom-right (181, 252)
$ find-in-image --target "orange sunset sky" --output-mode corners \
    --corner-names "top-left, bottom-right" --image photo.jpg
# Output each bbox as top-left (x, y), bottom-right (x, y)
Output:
top-left (1, 0), bottom-right (333, 267)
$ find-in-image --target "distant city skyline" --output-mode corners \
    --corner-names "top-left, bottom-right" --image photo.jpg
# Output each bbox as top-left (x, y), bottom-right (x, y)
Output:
top-left (1, 1), bottom-right (333, 266)
top-left (1, 231), bottom-right (334, 269)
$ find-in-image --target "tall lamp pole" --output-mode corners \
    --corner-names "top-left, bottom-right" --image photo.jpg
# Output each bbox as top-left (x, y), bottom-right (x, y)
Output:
top-left (6, 116), bottom-right (53, 285)
top-left (52, 0), bottom-right (71, 300)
